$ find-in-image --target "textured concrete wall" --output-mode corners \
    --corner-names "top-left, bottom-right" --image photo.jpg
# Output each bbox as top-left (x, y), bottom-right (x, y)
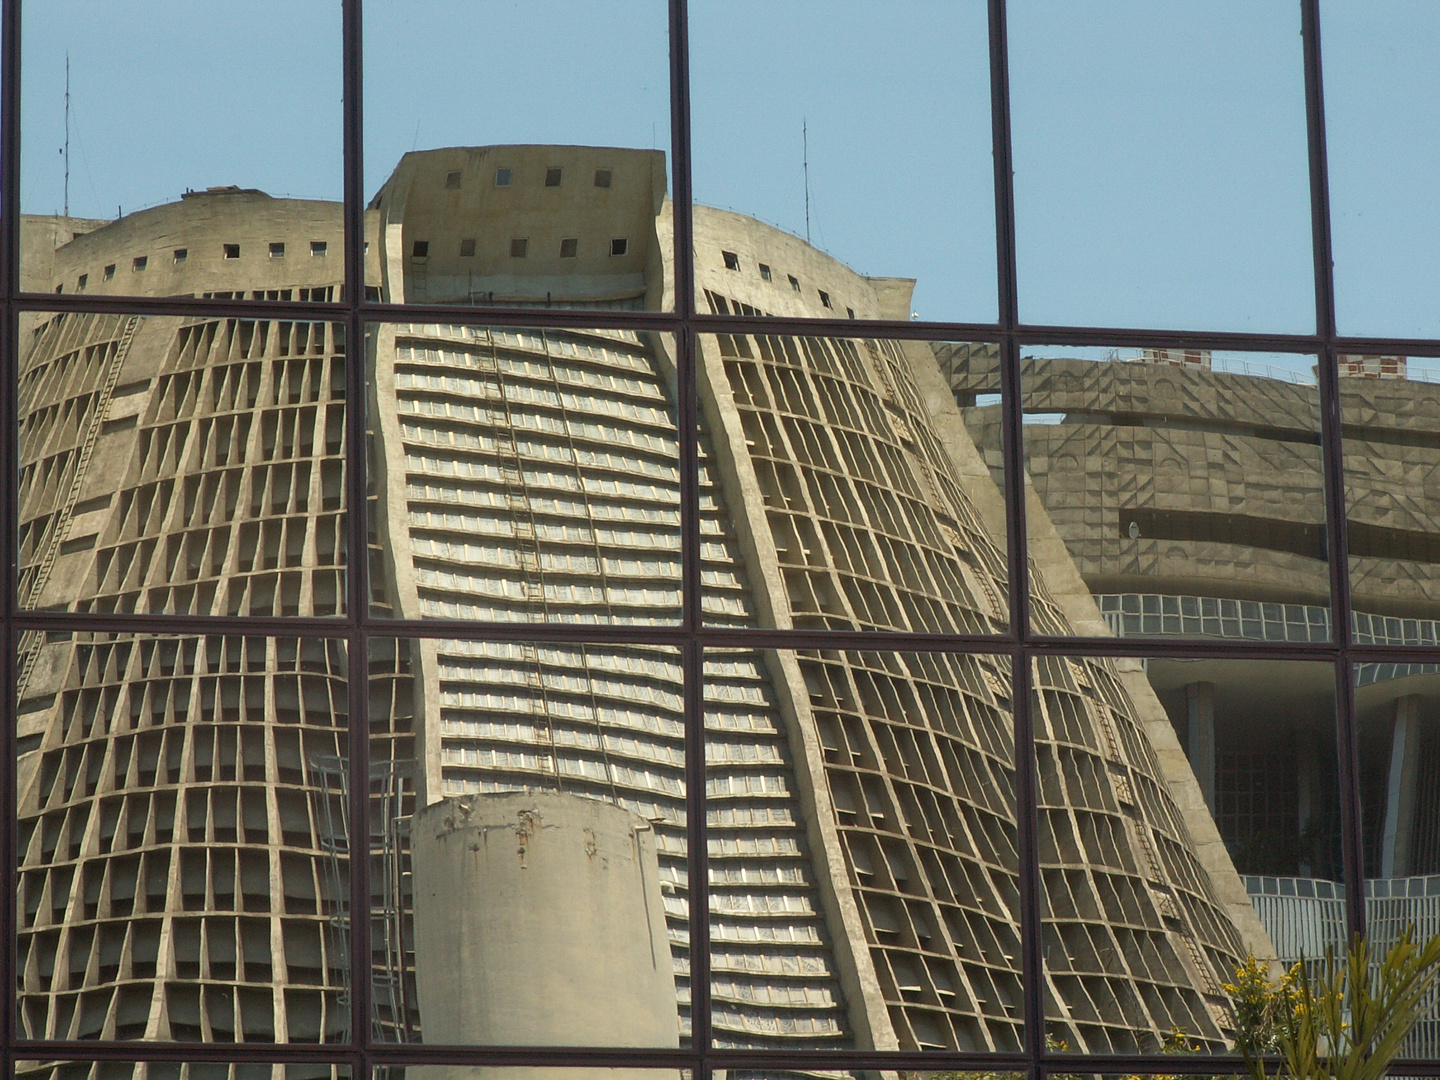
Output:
top-left (410, 791), bottom-right (677, 1071)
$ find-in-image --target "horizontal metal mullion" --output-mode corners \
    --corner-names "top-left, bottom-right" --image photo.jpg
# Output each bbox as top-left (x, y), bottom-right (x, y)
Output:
top-left (357, 300), bottom-right (686, 333)
top-left (10, 1041), bottom-right (361, 1064)
top-left (1329, 335), bottom-right (1440, 358)
top-left (359, 1047), bottom-right (699, 1068)
top-left (349, 616), bottom-right (694, 644)
top-left (16, 292), bottom-right (351, 322)
top-left (1025, 633), bottom-right (1344, 661)
top-left (9, 611), bottom-right (357, 637)
top-left (690, 311), bottom-right (1004, 341)
top-left (696, 625), bottom-right (1016, 652)
top-left (1015, 323), bottom-right (1325, 353)
top-left (1341, 643), bottom-right (1440, 663)
top-left (22, 294), bottom-right (1440, 357)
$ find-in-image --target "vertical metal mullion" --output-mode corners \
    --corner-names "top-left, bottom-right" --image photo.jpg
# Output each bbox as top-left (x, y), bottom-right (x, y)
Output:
top-left (669, 0), bottom-right (695, 323)
top-left (683, 638), bottom-right (711, 1060)
top-left (1300, 0), bottom-right (1364, 942)
top-left (1011, 648), bottom-right (1045, 1064)
top-left (1, 0), bottom-right (21, 1057)
top-left (341, 0), bottom-right (372, 1061)
top-left (671, 0), bottom-right (709, 1069)
top-left (989, 0), bottom-right (1041, 1067)
top-left (988, 0), bottom-right (1019, 335)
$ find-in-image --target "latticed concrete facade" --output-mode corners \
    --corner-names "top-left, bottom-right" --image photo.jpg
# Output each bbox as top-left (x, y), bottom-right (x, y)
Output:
top-left (15, 147), bottom-right (1266, 1059)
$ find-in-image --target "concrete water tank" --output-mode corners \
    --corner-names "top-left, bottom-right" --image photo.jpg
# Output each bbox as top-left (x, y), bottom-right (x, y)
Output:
top-left (409, 790), bottom-right (678, 1078)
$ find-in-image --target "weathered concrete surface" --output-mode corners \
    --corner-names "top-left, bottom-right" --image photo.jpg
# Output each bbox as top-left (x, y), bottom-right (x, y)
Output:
top-left (411, 791), bottom-right (677, 1079)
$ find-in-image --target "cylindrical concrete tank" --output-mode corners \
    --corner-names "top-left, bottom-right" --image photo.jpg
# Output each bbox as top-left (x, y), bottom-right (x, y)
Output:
top-left (409, 791), bottom-right (678, 1078)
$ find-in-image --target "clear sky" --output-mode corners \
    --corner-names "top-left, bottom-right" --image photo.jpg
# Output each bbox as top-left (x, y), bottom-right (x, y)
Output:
top-left (17, 1), bottom-right (1440, 337)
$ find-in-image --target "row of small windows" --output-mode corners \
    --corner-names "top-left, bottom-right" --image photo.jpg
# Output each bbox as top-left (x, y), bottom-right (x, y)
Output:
top-left (719, 250), bottom-right (853, 317)
top-left (57, 241), bottom-right (330, 293)
top-left (471, 166), bottom-right (613, 190)
top-left (411, 237), bottom-right (629, 260)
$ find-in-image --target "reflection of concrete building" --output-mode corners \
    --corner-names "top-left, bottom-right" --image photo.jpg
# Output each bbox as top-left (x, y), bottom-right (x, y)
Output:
top-left (944, 346), bottom-right (1440, 1053)
top-left (17, 147), bottom-right (1271, 1063)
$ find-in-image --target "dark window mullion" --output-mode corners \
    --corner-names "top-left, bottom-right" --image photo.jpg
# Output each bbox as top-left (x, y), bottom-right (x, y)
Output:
top-left (2, 0), bottom-right (22, 1059)
top-left (342, 0), bottom-right (372, 1056)
top-left (1301, 0), bottom-right (1366, 944)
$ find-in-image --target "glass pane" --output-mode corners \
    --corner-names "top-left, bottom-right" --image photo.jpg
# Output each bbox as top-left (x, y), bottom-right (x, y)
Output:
top-left (689, 0), bottom-right (998, 324)
top-left (699, 333), bottom-right (1009, 632)
top-left (1006, 347), bottom-right (1329, 642)
top-left (1357, 660), bottom-right (1440, 1060)
top-left (22, 3), bottom-right (341, 297)
top-left (368, 323), bottom-right (680, 624)
top-left (363, 2), bottom-right (670, 310)
top-left (1035, 655), bottom-right (1341, 1054)
top-left (1324, 0), bottom-right (1440, 338)
top-left (1008, 1), bottom-right (1314, 332)
top-left (17, 634), bottom-right (352, 1043)
top-left (707, 649), bottom-right (1020, 1053)
top-left (19, 311), bottom-right (347, 616)
top-left (1342, 355), bottom-right (1440, 646)
top-left (370, 639), bottom-right (687, 1048)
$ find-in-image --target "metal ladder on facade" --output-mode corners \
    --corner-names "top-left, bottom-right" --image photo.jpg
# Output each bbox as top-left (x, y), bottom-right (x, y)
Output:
top-left (17, 315), bottom-right (140, 698)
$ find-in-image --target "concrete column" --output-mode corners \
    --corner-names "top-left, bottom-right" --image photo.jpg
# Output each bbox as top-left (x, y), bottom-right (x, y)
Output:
top-left (410, 791), bottom-right (678, 1080)
top-left (1186, 682), bottom-right (1216, 813)
top-left (1296, 734), bottom-right (1318, 877)
top-left (1382, 695), bottom-right (1424, 879)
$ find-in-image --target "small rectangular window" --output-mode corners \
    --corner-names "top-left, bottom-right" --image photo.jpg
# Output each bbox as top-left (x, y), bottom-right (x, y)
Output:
top-left (788, 274), bottom-right (800, 291)
top-left (610, 238), bottom-right (629, 257)
top-left (722, 251), bottom-right (740, 271)
top-left (559, 238), bottom-right (578, 258)
top-left (76, 274), bottom-right (87, 291)
top-left (310, 241), bottom-right (327, 257)
top-left (818, 290), bottom-right (832, 309)
top-left (459, 238), bottom-right (477, 258)
top-left (173, 248), bottom-right (188, 263)
top-left (445, 170), bottom-right (462, 189)
top-left (269, 242), bottom-right (285, 258)
top-left (510, 238), bottom-right (529, 258)
top-left (223, 244), bottom-right (240, 260)
top-left (759, 263), bottom-right (772, 281)
top-left (132, 256), bottom-right (147, 272)
top-left (545, 167), bottom-right (563, 187)
top-left (594, 168), bottom-right (612, 188)
top-left (494, 167), bottom-right (512, 187)
top-left (411, 240), bottom-right (429, 259)
top-left (54, 284), bottom-right (62, 294)
top-left (103, 264), bottom-right (115, 280)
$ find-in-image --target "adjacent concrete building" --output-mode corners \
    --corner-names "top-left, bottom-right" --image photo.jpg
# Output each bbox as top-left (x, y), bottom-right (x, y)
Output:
top-left (16, 147), bottom-right (1271, 1066)
top-left (943, 344), bottom-right (1440, 1054)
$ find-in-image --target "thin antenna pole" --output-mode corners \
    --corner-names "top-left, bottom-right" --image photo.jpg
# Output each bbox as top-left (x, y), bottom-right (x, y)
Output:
top-left (63, 52), bottom-right (69, 218)
top-left (802, 118), bottom-right (810, 244)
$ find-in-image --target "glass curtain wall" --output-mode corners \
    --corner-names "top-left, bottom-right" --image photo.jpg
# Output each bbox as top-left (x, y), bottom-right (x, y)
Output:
top-left (4, 1), bottom-right (1440, 1079)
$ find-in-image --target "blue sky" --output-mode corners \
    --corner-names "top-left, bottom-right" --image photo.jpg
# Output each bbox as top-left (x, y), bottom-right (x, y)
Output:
top-left (18, 1), bottom-right (1440, 337)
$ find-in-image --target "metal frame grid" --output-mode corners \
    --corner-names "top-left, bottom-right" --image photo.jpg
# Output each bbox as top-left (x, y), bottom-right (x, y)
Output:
top-left (1, 0), bottom-right (1439, 1077)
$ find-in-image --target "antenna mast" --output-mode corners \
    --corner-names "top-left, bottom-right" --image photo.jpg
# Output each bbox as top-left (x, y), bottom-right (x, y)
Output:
top-left (802, 118), bottom-right (810, 244)
top-left (63, 52), bottom-right (70, 218)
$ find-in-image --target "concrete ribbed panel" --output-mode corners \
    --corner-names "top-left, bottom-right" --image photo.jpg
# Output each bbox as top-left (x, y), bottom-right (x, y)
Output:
top-left (379, 321), bottom-right (853, 1047)
top-left (387, 324), bottom-right (686, 624)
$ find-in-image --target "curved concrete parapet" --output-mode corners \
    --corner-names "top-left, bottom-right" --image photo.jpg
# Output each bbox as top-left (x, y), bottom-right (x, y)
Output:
top-left (410, 791), bottom-right (678, 1078)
